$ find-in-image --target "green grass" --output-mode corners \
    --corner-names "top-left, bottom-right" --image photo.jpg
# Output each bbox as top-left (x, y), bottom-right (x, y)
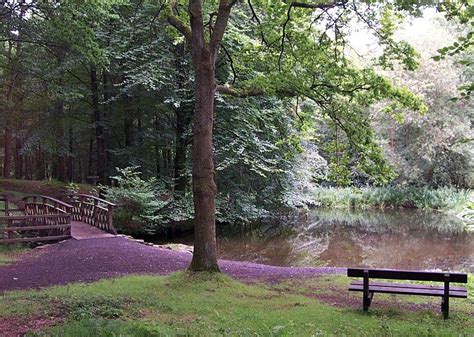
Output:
top-left (0, 272), bottom-right (471, 336)
top-left (0, 244), bottom-right (29, 266)
top-left (312, 187), bottom-right (472, 211)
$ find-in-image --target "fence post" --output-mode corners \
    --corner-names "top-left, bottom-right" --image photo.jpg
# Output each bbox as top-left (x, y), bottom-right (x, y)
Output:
top-left (107, 204), bottom-right (117, 235)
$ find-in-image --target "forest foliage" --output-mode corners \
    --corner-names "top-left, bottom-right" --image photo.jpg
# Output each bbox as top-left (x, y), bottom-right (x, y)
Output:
top-left (0, 1), bottom-right (473, 235)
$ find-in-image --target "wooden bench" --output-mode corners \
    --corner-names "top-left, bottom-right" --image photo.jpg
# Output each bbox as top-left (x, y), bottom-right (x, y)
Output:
top-left (347, 268), bottom-right (468, 318)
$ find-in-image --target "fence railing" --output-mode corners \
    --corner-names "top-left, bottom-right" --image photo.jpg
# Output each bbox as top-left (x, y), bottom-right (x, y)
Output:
top-left (61, 194), bottom-right (117, 235)
top-left (0, 195), bottom-right (73, 244)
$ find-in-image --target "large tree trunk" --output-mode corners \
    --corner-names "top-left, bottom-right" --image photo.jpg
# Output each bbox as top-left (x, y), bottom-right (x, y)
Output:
top-left (188, 1), bottom-right (221, 272)
top-left (167, 0), bottom-right (234, 271)
top-left (189, 54), bottom-right (219, 272)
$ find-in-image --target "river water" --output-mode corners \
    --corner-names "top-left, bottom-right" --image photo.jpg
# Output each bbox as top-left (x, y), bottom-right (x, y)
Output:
top-left (213, 209), bottom-right (474, 272)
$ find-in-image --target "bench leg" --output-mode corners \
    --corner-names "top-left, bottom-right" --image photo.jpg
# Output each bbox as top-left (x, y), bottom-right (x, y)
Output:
top-left (362, 270), bottom-right (372, 311)
top-left (442, 274), bottom-right (449, 319)
top-left (441, 297), bottom-right (449, 319)
top-left (363, 292), bottom-right (373, 311)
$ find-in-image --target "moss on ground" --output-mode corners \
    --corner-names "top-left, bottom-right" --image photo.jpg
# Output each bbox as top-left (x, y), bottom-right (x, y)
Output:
top-left (0, 179), bottom-right (95, 199)
top-left (0, 272), bottom-right (471, 336)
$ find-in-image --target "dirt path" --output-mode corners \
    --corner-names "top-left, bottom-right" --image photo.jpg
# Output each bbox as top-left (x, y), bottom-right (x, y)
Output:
top-left (0, 237), bottom-right (343, 293)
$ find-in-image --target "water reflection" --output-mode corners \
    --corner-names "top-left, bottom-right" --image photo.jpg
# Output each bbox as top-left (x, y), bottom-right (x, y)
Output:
top-left (217, 209), bottom-right (474, 272)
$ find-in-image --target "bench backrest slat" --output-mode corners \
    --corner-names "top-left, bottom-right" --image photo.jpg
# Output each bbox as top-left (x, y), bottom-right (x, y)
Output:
top-left (347, 268), bottom-right (467, 283)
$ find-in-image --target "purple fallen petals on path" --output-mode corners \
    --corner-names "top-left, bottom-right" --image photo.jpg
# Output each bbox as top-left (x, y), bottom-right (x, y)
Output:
top-left (0, 237), bottom-right (344, 293)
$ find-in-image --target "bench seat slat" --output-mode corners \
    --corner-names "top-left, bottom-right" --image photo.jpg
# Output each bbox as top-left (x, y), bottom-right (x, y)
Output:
top-left (350, 280), bottom-right (467, 292)
top-left (349, 284), bottom-right (467, 298)
top-left (347, 268), bottom-right (467, 283)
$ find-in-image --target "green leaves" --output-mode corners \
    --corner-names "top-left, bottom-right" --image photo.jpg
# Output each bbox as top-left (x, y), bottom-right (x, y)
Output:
top-left (433, 1), bottom-right (474, 98)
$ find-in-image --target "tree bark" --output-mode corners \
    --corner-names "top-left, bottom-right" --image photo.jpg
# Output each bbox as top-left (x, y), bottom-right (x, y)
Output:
top-left (189, 55), bottom-right (219, 271)
top-left (187, 0), bottom-right (224, 272)
top-left (102, 70), bottom-right (112, 182)
top-left (14, 136), bottom-right (23, 179)
top-left (174, 43), bottom-right (192, 196)
top-left (174, 105), bottom-right (191, 195)
top-left (36, 142), bottom-right (45, 180)
top-left (2, 5), bottom-right (25, 179)
top-left (91, 66), bottom-right (108, 185)
top-left (67, 125), bottom-right (74, 182)
top-left (3, 128), bottom-right (12, 178)
top-left (167, 0), bottom-right (235, 272)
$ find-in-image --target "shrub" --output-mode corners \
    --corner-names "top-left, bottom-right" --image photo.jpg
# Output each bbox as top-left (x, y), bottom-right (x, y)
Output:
top-left (102, 167), bottom-right (169, 235)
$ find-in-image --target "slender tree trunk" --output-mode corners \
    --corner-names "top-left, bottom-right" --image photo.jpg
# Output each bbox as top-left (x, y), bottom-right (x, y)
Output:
top-left (174, 43), bottom-right (192, 196)
top-left (3, 128), bottom-right (12, 178)
top-left (174, 107), bottom-right (189, 194)
top-left (91, 66), bottom-right (107, 185)
top-left (36, 142), bottom-right (45, 180)
top-left (54, 77), bottom-right (68, 182)
top-left (2, 5), bottom-right (25, 179)
top-left (124, 97), bottom-right (134, 148)
top-left (2, 41), bottom-right (15, 179)
top-left (102, 71), bottom-right (112, 182)
top-left (56, 154), bottom-right (68, 182)
top-left (87, 136), bottom-right (94, 178)
top-left (14, 137), bottom-right (23, 179)
top-left (67, 125), bottom-right (74, 182)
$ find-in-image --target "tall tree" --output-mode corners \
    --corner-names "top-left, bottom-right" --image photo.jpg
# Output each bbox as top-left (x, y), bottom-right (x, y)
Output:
top-left (167, 0), bottom-right (238, 271)
top-left (164, 0), bottom-right (438, 271)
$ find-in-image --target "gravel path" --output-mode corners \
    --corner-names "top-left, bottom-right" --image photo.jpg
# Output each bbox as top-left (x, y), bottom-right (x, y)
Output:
top-left (0, 237), bottom-right (344, 293)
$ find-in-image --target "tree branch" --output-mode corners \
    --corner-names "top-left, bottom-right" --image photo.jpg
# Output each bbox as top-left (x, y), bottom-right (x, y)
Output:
top-left (279, 1), bottom-right (348, 70)
top-left (247, 0), bottom-right (269, 47)
top-left (290, 1), bottom-right (347, 10)
top-left (216, 85), bottom-right (264, 97)
top-left (221, 44), bottom-right (237, 85)
top-left (166, 14), bottom-right (192, 42)
top-left (210, 0), bottom-right (238, 57)
top-left (216, 84), bottom-right (295, 98)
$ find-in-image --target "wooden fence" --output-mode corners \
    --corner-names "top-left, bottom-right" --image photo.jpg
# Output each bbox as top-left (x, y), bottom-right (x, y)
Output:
top-left (0, 195), bottom-right (73, 244)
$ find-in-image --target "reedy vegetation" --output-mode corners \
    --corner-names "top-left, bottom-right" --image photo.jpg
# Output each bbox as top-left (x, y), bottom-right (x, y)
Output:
top-left (310, 187), bottom-right (471, 210)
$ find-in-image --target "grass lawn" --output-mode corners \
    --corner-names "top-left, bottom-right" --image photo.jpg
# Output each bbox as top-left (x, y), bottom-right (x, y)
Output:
top-left (0, 272), bottom-right (472, 336)
top-left (0, 244), bottom-right (29, 266)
